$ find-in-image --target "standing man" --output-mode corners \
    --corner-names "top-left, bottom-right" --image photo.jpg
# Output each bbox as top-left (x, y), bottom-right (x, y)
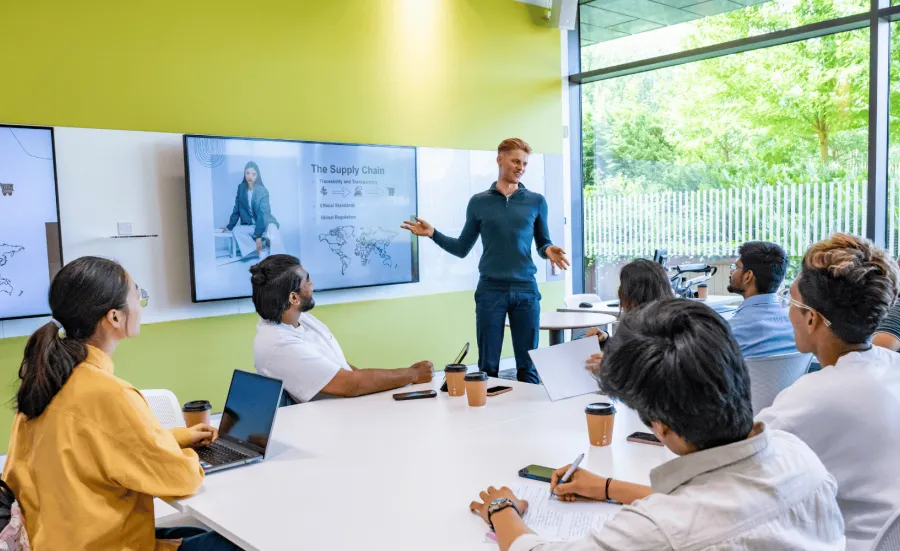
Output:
top-left (401, 138), bottom-right (569, 383)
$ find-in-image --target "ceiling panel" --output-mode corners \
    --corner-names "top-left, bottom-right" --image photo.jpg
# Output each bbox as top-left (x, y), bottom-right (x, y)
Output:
top-left (685, 0), bottom-right (745, 17)
top-left (578, 0), bottom-right (773, 45)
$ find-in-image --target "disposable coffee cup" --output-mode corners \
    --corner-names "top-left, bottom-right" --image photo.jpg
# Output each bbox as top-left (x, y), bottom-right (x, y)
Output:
top-left (585, 402), bottom-right (616, 446)
top-left (445, 365), bottom-right (468, 397)
top-left (697, 284), bottom-right (709, 300)
top-left (182, 400), bottom-right (211, 427)
top-left (464, 371), bottom-right (488, 407)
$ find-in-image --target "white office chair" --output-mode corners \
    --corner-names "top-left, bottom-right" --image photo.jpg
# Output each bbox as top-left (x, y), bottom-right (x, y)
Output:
top-left (140, 389), bottom-right (185, 429)
top-left (746, 353), bottom-right (813, 416)
top-left (873, 508), bottom-right (900, 551)
top-left (564, 293), bottom-right (603, 309)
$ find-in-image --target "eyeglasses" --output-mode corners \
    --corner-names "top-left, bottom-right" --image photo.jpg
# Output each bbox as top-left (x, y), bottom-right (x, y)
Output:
top-left (139, 288), bottom-right (149, 308)
top-left (729, 263), bottom-right (738, 272)
top-left (777, 288), bottom-right (830, 327)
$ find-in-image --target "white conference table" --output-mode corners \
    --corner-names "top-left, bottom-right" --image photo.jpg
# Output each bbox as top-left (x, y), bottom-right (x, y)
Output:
top-left (173, 377), bottom-right (672, 551)
top-left (506, 311), bottom-right (618, 345)
top-left (558, 294), bottom-right (742, 316)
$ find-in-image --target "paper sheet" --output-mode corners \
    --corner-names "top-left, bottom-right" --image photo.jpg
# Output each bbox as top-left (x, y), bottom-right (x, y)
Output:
top-left (483, 482), bottom-right (620, 544)
top-left (528, 338), bottom-right (602, 401)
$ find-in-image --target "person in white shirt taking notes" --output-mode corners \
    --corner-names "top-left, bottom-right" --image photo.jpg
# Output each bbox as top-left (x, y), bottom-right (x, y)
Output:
top-left (757, 233), bottom-right (900, 551)
top-left (251, 255), bottom-right (434, 402)
top-left (470, 300), bottom-right (845, 551)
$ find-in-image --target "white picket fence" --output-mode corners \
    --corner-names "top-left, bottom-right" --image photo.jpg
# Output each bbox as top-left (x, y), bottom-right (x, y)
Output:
top-left (583, 180), bottom-right (893, 260)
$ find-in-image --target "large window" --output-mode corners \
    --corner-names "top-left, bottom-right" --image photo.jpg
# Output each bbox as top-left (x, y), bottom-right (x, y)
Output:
top-left (574, 1), bottom-right (900, 296)
top-left (887, 21), bottom-right (900, 257)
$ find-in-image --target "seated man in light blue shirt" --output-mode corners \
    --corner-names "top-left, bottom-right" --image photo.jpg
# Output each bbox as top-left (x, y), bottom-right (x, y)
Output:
top-left (727, 241), bottom-right (797, 358)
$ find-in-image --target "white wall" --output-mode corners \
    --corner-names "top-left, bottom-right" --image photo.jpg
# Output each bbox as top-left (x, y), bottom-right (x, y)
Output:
top-left (0, 127), bottom-right (565, 339)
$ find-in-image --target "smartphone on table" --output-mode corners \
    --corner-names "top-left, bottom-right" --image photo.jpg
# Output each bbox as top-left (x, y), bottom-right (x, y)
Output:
top-left (518, 464), bottom-right (554, 483)
top-left (626, 431), bottom-right (663, 446)
top-left (487, 385), bottom-right (513, 396)
top-left (393, 390), bottom-right (437, 401)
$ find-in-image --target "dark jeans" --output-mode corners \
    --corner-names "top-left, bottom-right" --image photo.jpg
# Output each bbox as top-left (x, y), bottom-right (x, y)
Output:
top-left (156, 527), bottom-right (243, 551)
top-left (475, 288), bottom-right (541, 384)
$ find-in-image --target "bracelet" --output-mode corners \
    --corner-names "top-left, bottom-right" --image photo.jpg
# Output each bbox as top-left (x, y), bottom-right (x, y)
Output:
top-left (605, 478), bottom-right (614, 502)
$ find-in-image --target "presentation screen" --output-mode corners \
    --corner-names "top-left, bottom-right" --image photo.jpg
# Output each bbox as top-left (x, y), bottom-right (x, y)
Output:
top-left (184, 135), bottom-right (419, 302)
top-left (0, 125), bottom-right (62, 321)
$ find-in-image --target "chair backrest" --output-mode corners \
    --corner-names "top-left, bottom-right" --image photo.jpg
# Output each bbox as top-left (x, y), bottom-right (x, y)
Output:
top-left (874, 508), bottom-right (900, 551)
top-left (564, 293), bottom-right (603, 309)
top-left (746, 353), bottom-right (813, 416)
top-left (140, 389), bottom-right (185, 429)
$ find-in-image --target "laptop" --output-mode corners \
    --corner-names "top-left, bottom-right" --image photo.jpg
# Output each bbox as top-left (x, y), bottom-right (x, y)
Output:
top-left (196, 370), bottom-right (284, 474)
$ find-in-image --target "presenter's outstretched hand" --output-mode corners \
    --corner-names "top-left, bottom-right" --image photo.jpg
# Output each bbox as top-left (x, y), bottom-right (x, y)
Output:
top-left (256, 237), bottom-right (263, 253)
top-left (409, 361), bottom-right (435, 384)
top-left (220, 227), bottom-right (229, 233)
top-left (545, 246), bottom-right (570, 271)
top-left (400, 217), bottom-right (434, 238)
top-left (185, 423), bottom-right (219, 448)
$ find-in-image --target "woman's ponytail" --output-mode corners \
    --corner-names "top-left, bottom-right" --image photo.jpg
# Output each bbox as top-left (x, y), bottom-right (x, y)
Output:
top-left (16, 322), bottom-right (87, 418)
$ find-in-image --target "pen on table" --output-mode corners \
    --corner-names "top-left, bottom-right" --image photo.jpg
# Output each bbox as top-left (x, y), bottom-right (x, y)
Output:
top-left (551, 453), bottom-right (584, 498)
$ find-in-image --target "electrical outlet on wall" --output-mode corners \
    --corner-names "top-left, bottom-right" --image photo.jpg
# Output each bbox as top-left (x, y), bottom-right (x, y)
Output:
top-left (117, 222), bottom-right (133, 237)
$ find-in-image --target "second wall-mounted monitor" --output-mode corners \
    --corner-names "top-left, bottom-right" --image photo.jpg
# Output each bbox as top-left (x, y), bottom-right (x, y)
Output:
top-left (184, 135), bottom-right (419, 302)
top-left (0, 124), bottom-right (62, 321)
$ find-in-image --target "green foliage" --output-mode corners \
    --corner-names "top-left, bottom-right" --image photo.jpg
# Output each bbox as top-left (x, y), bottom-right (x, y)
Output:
top-left (581, 0), bottom-right (886, 198)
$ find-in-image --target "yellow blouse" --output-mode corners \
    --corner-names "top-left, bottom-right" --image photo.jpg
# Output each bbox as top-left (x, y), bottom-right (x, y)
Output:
top-left (3, 345), bottom-right (204, 550)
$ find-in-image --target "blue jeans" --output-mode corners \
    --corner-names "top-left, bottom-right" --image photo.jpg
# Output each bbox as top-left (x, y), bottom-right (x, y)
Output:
top-left (156, 527), bottom-right (243, 551)
top-left (475, 288), bottom-right (541, 384)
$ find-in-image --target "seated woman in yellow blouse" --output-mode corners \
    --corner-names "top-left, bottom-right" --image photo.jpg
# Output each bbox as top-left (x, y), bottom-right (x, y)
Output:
top-left (3, 256), bottom-right (240, 551)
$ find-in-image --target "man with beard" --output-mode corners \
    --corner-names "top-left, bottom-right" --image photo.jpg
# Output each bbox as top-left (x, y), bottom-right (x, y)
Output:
top-left (250, 255), bottom-right (434, 402)
top-left (727, 241), bottom-right (797, 358)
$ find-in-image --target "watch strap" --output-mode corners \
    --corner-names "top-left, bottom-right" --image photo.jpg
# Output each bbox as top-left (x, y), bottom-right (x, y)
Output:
top-left (487, 498), bottom-right (520, 531)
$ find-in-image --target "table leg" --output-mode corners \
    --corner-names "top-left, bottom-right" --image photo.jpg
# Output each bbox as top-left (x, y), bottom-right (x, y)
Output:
top-left (549, 329), bottom-right (564, 346)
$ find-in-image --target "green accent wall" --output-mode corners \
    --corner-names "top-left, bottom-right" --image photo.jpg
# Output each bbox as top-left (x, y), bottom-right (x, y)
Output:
top-left (0, 0), bottom-right (562, 154)
top-left (0, 0), bottom-right (564, 453)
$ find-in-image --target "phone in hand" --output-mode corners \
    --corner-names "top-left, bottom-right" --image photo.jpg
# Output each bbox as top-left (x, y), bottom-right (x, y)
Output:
top-left (626, 431), bottom-right (663, 446)
top-left (518, 464), bottom-right (554, 484)
top-left (393, 390), bottom-right (437, 401)
top-left (487, 385), bottom-right (512, 396)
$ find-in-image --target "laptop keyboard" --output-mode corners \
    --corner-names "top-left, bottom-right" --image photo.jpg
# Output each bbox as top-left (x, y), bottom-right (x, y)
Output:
top-left (197, 442), bottom-right (253, 466)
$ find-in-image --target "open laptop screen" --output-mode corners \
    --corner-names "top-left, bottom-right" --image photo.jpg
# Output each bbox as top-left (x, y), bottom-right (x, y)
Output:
top-left (218, 370), bottom-right (283, 456)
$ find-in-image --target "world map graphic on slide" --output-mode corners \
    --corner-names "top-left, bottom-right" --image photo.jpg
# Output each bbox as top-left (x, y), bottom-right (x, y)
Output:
top-left (318, 226), bottom-right (398, 276)
top-left (0, 243), bottom-right (26, 296)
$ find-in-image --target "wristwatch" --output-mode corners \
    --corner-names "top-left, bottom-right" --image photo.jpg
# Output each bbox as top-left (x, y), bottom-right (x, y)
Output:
top-left (487, 497), bottom-right (520, 531)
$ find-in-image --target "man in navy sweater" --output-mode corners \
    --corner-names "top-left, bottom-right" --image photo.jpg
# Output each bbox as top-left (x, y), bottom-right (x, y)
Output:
top-left (401, 138), bottom-right (569, 383)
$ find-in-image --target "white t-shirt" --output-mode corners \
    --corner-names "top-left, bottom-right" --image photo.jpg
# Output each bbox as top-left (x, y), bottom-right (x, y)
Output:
top-left (253, 315), bottom-right (351, 403)
top-left (757, 345), bottom-right (900, 551)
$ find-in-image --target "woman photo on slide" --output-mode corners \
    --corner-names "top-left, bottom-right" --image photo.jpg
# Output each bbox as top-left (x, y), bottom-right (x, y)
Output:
top-left (220, 161), bottom-right (285, 261)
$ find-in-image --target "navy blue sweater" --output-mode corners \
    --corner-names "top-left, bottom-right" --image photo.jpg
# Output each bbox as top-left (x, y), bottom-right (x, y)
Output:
top-left (432, 182), bottom-right (553, 291)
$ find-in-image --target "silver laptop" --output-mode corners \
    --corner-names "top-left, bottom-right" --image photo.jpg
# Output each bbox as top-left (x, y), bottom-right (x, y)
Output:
top-left (196, 370), bottom-right (284, 474)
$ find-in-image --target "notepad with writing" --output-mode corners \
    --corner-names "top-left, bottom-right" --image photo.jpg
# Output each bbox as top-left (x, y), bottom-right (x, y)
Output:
top-left (483, 482), bottom-right (620, 544)
top-left (528, 338), bottom-right (602, 401)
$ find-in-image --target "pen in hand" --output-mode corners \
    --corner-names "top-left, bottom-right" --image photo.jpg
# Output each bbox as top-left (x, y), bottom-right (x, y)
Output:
top-left (551, 452), bottom-right (585, 498)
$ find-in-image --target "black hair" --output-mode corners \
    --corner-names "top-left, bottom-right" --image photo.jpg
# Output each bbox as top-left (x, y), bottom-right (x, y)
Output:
top-left (798, 233), bottom-right (900, 344)
top-left (738, 241), bottom-right (788, 294)
top-left (619, 259), bottom-right (672, 312)
top-left (243, 161), bottom-right (263, 187)
top-left (250, 254), bottom-right (304, 323)
top-left (16, 256), bottom-right (131, 419)
top-left (599, 299), bottom-right (753, 451)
